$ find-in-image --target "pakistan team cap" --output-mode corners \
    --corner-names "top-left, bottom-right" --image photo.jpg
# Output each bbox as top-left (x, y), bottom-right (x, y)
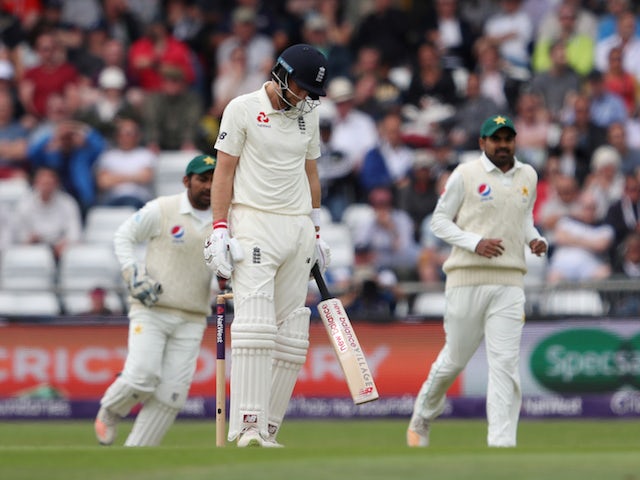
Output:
top-left (185, 154), bottom-right (216, 175)
top-left (480, 115), bottom-right (517, 138)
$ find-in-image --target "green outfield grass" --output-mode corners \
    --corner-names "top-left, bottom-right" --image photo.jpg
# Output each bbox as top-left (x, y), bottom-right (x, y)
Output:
top-left (1, 418), bottom-right (639, 480)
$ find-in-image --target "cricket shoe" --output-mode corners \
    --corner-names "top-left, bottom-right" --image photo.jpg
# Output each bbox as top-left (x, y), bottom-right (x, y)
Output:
top-left (94, 406), bottom-right (119, 446)
top-left (237, 427), bottom-right (283, 448)
top-left (406, 415), bottom-right (430, 447)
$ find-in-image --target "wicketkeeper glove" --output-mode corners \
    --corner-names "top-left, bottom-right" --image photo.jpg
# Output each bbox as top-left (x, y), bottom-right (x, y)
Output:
top-left (203, 221), bottom-right (244, 279)
top-left (122, 264), bottom-right (162, 307)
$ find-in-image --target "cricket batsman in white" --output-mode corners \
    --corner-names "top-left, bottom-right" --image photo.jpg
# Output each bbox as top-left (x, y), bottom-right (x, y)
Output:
top-left (94, 154), bottom-right (217, 447)
top-left (407, 115), bottom-right (548, 448)
top-left (204, 43), bottom-right (331, 447)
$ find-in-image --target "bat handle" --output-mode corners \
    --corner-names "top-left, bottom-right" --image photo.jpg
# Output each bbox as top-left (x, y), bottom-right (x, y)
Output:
top-left (311, 263), bottom-right (331, 301)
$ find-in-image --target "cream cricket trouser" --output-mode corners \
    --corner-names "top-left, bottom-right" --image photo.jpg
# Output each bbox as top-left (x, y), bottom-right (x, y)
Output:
top-left (227, 206), bottom-right (316, 440)
top-left (119, 308), bottom-right (206, 401)
top-left (413, 284), bottom-right (525, 447)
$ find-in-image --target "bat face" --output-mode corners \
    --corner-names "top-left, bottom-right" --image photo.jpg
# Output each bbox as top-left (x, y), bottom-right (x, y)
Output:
top-left (318, 298), bottom-right (379, 404)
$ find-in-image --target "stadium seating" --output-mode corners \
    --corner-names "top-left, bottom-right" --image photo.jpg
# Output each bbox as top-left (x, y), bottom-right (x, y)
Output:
top-left (60, 290), bottom-right (124, 315)
top-left (340, 203), bottom-right (375, 241)
top-left (538, 289), bottom-right (606, 316)
top-left (0, 177), bottom-right (30, 210)
top-left (0, 290), bottom-right (61, 316)
top-left (412, 291), bottom-right (446, 317)
top-left (58, 243), bottom-right (122, 292)
top-left (83, 205), bottom-right (136, 244)
top-left (154, 150), bottom-right (202, 197)
top-left (321, 223), bottom-right (355, 271)
top-left (0, 244), bottom-right (57, 291)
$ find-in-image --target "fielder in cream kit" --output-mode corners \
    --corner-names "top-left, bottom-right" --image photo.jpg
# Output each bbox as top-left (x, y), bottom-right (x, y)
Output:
top-left (94, 155), bottom-right (216, 447)
top-left (204, 44), bottom-right (331, 447)
top-left (407, 115), bottom-right (548, 448)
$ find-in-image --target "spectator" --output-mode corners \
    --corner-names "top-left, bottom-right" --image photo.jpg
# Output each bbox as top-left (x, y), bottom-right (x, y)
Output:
top-left (595, 10), bottom-right (640, 80)
top-left (0, 58), bottom-right (24, 120)
top-left (82, 286), bottom-right (115, 316)
top-left (584, 145), bottom-right (625, 220)
top-left (537, 0), bottom-right (598, 43)
top-left (537, 173), bottom-right (581, 238)
top-left (349, 0), bottom-right (415, 68)
top-left (27, 119), bottom-right (106, 213)
top-left (404, 41), bottom-right (459, 109)
top-left (602, 46), bottom-right (638, 117)
top-left (127, 18), bottom-right (195, 91)
top-left (10, 166), bottom-right (82, 260)
top-left (610, 231), bottom-right (640, 315)
top-left (301, 12), bottom-right (352, 82)
top-left (472, 37), bottom-right (510, 110)
top-left (315, 0), bottom-right (354, 47)
top-left (0, 88), bottom-right (28, 179)
top-left (315, 100), bottom-right (356, 222)
top-left (531, 1), bottom-right (594, 76)
top-left (74, 66), bottom-right (139, 142)
top-left (482, 0), bottom-right (533, 70)
top-left (215, 6), bottom-right (275, 83)
top-left (604, 172), bottom-right (640, 263)
top-left (448, 72), bottom-right (500, 151)
top-left (547, 191), bottom-right (614, 283)
top-left (18, 30), bottom-right (79, 120)
top-left (353, 186), bottom-right (421, 280)
top-left (512, 91), bottom-right (552, 171)
top-left (358, 110), bottom-right (414, 195)
top-left (421, 0), bottom-right (478, 72)
top-left (397, 150), bottom-right (440, 242)
top-left (530, 40), bottom-right (581, 122)
top-left (596, 0), bottom-right (640, 42)
top-left (343, 268), bottom-right (397, 322)
top-left (324, 76), bottom-right (378, 176)
top-left (210, 44), bottom-right (269, 119)
top-left (606, 121), bottom-right (640, 175)
top-left (95, 116), bottom-right (155, 209)
top-left (142, 62), bottom-right (202, 153)
top-left (564, 93), bottom-right (608, 167)
top-left (101, 0), bottom-right (143, 48)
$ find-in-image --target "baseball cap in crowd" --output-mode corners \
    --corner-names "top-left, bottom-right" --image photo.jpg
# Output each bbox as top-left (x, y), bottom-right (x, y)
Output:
top-left (327, 77), bottom-right (354, 103)
top-left (186, 154), bottom-right (217, 175)
top-left (480, 115), bottom-right (517, 138)
top-left (98, 66), bottom-right (126, 89)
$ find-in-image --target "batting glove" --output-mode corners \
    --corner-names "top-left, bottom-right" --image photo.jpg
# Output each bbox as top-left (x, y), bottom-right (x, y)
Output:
top-left (122, 264), bottom-right (162, 307)
top-left (314, 234), bottom-right (331, 274)
top-left (204, 221), bottom-right (244, 279)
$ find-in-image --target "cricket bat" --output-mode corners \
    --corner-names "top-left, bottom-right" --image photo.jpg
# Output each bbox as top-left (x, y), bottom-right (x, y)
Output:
top-left (215, 292), bottom-right (233, 447)
top-left (311, 263), bottom-right (379, 405)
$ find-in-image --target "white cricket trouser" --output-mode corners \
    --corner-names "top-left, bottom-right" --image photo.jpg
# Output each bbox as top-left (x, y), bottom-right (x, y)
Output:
top-left (413, 285), bottom-right (525, 447)
top-left (227, 206), bottom-right (316, 440)
top-left (120, 308), bottom-right (206, 395)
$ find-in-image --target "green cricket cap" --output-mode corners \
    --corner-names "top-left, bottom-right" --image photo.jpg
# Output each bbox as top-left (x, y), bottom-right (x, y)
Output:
top-left (185, 154), bottom-right (217, 175)
top-left (480, 115), bottom-right (517, 138)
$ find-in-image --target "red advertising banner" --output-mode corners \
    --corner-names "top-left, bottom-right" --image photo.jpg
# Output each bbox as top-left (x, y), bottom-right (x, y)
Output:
top-left (0, 322), bottom-right (451, 400)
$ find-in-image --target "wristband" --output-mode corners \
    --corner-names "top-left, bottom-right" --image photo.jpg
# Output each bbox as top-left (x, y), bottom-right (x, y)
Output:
top-left (310, 208), bottom-right (321, 228)
top-left (213, 220), bottom-right (228, 230)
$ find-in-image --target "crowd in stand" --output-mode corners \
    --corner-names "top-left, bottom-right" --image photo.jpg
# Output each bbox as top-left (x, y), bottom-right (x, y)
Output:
top-left (1, 0), bottom-right (640, 318)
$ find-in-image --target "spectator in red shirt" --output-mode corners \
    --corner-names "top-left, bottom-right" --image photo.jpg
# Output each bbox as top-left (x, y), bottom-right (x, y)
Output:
top-left (18, 30), bottom-right (79, 120)
top-left (127, 18), bottom-right (195, 91)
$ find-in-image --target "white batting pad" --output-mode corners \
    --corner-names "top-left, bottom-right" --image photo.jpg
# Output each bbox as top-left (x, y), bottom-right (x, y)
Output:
top-left (100, 377), bottom-right (152, 417)
top-left (124, 398), bottom-right (180, 447)
top-left (269, 307), bottom-right (310, 433)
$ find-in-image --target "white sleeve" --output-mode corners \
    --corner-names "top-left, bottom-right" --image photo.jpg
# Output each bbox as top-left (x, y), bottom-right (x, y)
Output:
top-left (430, 170), bottom-right (482, 252)
top-left (113, 200), bottom-right (162, 270)
top-left (524, 186), bottom-right (546, 246)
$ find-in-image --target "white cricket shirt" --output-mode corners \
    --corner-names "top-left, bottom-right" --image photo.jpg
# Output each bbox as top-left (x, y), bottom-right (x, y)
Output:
top-left (215, 82), bottom-right (321, 215)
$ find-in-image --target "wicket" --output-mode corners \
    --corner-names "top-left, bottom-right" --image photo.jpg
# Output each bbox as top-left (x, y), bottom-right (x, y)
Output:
top-left (215, 292), bottom-right (233, 447)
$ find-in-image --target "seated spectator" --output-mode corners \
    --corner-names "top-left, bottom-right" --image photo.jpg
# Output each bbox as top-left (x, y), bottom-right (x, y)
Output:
top-left (604, 172), bottom-right (640, 264)
top-left (315, 100), bottom-right (357, 222)
top-left (82, 287), bottom-right (115, 316)
top-left (606, 122), bottom-right (640, 175)
top-left (530, 39), bottom-right (581, 123)
top-left (602, 46), bottom-right (638, 117)
top-left (142, 62), bottom-right (202, 153)
top-left (563, 94), bottom-right (608, 173)
top-left (610, 231), bottom-right (640, 316)
top-left (358, 110), bottom-right (414, 195)
top-left (583, 145), bottom-right (625, 220)
top-left (397, 149), bottom-right (439, 242)
top-left (512, 91), bottom-right (552, 171)
top-left (547, 191), bottom-right (614, 283)
top-left (482, 0), bottom-right (533, 70)
top-left (27, 119), bottom-right (106, 214)
top-left (585, 70), bottom-right (628, 129)
top-left (127, 18), bottom-right (195, 92)
top-left (0, 88), bottom-right (28, 179)
top-left (343, 268), bottom-right (398, 322)
top-left (595, 10), bottom-right (640, 81)
top-left (95, 117), bottom-right (155, 209)
top-left (18, 30), bottom-right (79, 121)
top-left (10, 166), bottom-right (82, 260)
top-left (537, 173), bottom-right (581, 240)
top-left (75, 66), bottom-right (139, 143)
top-left (353, 186), bottom-right (420, 280)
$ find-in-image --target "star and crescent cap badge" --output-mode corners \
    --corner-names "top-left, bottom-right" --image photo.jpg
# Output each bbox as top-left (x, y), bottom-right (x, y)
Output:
top-left (493, 115), bottom-right (507, 125)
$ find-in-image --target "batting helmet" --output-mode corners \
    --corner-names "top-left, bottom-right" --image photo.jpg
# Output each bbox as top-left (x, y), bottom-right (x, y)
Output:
top-left (273, 44), bottom-right (328, 100)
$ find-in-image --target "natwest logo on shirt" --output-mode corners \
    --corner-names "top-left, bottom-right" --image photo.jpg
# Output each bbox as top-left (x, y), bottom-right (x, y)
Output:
top-left (256, 111), bottom-right (270, 127)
